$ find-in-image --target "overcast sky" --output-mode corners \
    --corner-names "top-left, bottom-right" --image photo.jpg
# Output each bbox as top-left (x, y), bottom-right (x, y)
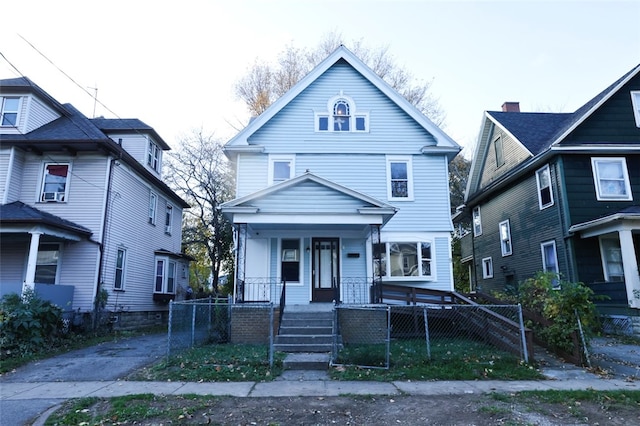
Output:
top-left (2, 1), bottom-right (639, 156)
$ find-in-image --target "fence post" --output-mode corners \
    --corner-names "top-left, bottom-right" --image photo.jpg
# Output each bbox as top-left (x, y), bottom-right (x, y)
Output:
top-left (517, 304), bottom-right (529, 364)
top-left (167, 300), bottom-right (173, 360)
top-left (385, 306), bottom-right (391, 369)
top-left (423, 307), bottom-right (431, 360)
top-left (191, 303), bottom-right (196, 347)
top-left (269, 303), bottom-right (274, 368)
top-left (208, 295), bottom-right (212, 336)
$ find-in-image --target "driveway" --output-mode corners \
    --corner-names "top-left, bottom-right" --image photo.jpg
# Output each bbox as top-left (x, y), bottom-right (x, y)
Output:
top-left (0, 332), bottom-right (167, 425)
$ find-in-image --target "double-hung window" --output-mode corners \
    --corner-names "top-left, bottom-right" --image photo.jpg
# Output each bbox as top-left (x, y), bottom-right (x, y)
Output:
top-left (41, 163), bottom-right (70, 202)
top-left (147, 140), bottom-right (161, 172)
top-left (114, 248), bottom-right (126, 290)
top-left (541, 240), bottom-right (560, 289)
top-left (154, 258), bottom-right (176, 294)
top-left (1, 96), bottom-right (20, 126)
top-left (631, 91), bottom-right (640, 127)
top-left (536, 165), bottom-right (554, 209)
top-left (499, 220), bottom-right (512, 256)
top-left (165, 204), bottom-right (173, 234)
top-left (472, 206), bottom-right (482, 236)
top-left (374, 241), bottom-right (433, 279)
top-left (268, 155), bottom-right (294, 184)
top-left (281, 239), bottom-right (300, 282)
top-left (387, 156), bottom-right (414, 200)
top-left (149, 192), bottom-right (157, 224)
top-left (600, 237), bottom-right (624, 282)
top-left (591, 157), bottom-right (632, 201)
top-left (482, 257), bottom-right (493, 279)
top-left (494, 136), bottom-right (504, 168)
top-left (35, 243), bottom-right (60, 284)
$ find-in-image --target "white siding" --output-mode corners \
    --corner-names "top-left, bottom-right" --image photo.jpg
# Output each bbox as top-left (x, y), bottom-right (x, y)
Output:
top-left (25, 96), bottom-right (61, 133)
top-left (111, 134), bottom-right (162, 176)
top-left (59, 241), bottom-right (101, 311)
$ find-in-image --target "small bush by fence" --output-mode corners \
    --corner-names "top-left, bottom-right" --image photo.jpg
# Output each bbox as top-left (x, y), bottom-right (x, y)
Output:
top-left (332, 304), bottom-right (529, 370)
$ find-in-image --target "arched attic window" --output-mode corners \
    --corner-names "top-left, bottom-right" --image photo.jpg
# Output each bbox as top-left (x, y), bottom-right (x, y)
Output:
top-left (316, 93), bottom-right (368, 133)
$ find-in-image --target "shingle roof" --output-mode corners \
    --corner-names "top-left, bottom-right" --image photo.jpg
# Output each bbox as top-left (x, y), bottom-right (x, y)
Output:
top-left (0, 201), bottom-right (92, 236)
top-left (91, 117), bottom-right (170, 149)
top-left (486, 112), bottom-right (572, 155)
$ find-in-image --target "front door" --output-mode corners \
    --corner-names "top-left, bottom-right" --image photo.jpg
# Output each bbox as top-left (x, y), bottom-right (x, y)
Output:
top-left (312, 238), bottom-right (339, 302)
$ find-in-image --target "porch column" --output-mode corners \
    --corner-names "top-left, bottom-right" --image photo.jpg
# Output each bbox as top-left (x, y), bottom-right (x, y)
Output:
top-left (618, 229), bottom-right (640, 308)
top-left (235, 223), bottom-right (247, 302)
top-left (23, 231), bottom-right (42, 294)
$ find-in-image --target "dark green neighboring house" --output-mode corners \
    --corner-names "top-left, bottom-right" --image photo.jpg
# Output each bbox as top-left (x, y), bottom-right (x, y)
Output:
top-left (457, 63), bottom-right (640, 334)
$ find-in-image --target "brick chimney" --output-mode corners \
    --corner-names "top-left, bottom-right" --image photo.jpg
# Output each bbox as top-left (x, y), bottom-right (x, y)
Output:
top-left (502, 102), bottom-right (520, 112)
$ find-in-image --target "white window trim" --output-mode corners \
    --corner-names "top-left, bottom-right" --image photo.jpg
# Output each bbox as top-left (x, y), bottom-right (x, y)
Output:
top-left (472, 206), bottom-right (482, 237)
top-left (540, 241), bottom-right (558, 274)
top-left (314, 93), bottom-right (369, 133)
top-left (386, 155), bottom-right (414, 201)
top-left (154, 256), bottom-right (177, 294)
top-left (631, 91), bottom-right (640, 127)
top-left (279, 238), bottom-right (302, 285)
top-left (268, 155), bottom-right (295, 185)
top-left (114, 247), bottom-right (127, 290)
top-left (599, 236), bottom-right (624, 282)
top-left (482, 257), bottom-right (493, 279)
top-left (535, 164), bottom-right (554, 209)
top-left (494, 135), bottom-right (504, 168)
top-left (591, 157), bottom-right (633, 201)
top-left (499, 220), bottom-right (512, 256)
top-left (377, 239), bottom-right (436, 281)
top-left (165, 203), bottom-right (173, 234)
top-left (149, 192), bottom-right (157, 225)
top-left (40, 162), bottom-right (71, 203)
top-left (0, 96), bottom-right (22, 127)
top-left (34, 242), bottom-right (62, 284)
top-left (147, 139), bottom-right (161, 172)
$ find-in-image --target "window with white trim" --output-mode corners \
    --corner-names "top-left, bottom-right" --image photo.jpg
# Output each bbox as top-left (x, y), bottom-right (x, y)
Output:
top-left (599, 237), bottom-right (624, 282)
top-left (472, 206), bottom-right (482, 236)
top-left (114, 248), bottom-right (126, 290)
top-left (149, 192), bottom-right (157, 224)
top-left (631, 91), bottom-right (640, 127)
top-left (494, 136), bottom-right (504, 168)
top-left (1, 96), bottom-right (20, 126)
top-left (374, 241), bottom-right (433, 279)
top-left (591, 157), bottom-right (632, 201)
top-left (536, 164), bottom-right (554, 209)
top-left (541, 240), bottom-right (560, 289)
top-left (40, 163), bottom-right (70, 202)
top-left (315, 93), bottom-right (368, 133)
top-left (386, 156), bottom-right (414, 200)
top-left (281, 239), bottom-right (301, 282)
top-left (165, 204), bottom-right (173, 234)
top-left (147, 139), bottom-right (161, 172)
top-left (268, 155), bottom-right (294, 184)
top-left (154, 258), bottom-right (176, 294)
top-left (35, 243), bottom-right (60, 284)
top-left (499, 220), bottom-right (512, 256)
top-left (482, 257), bottom-right (493, 279)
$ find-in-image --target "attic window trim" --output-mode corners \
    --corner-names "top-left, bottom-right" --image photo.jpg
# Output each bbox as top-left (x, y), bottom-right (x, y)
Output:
top-left (0, 96), bottom-right (21, 127)
top-left (315, 93), bottom-right (369, 133)
top-left (631, 91), bottom-right (640, 128)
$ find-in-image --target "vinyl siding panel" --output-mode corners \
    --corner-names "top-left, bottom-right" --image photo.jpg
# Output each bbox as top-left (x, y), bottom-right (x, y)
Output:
top-left (5, 148), bottom-right (25, 203)
top-left (25, 96), bottom-right (61, 133)
top-left (0, 148), bottom-right (10, 202)
top-left (115, 134), bottom-right (162, 176)
top-left (59, 241), bottom-right (100, 311)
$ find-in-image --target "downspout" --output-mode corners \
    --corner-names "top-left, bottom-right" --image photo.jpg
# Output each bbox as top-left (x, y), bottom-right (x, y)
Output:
top-left (93, 156), bottom-right (116, 328)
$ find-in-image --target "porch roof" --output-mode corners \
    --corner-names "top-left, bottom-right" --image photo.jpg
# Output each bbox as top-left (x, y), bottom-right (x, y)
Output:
top-left (0, 201), bottom-right (92, 240)
top-left (569, 205), bottom-right (640, 238)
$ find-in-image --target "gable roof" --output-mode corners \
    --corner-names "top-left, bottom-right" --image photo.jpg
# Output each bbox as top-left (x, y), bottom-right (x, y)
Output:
top-left (0, 201), bottom-right (92, 237)
top-left (466, 63), bottom-right (640, 203)
top-left (224, 45), bottom-right (460, 154)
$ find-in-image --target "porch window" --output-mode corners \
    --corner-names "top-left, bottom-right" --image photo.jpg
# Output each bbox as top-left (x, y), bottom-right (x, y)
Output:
top-left (1, 96), bottom-right (20, 126)
top-left (269, 155), bottom-right (294, 184)
top-left (541, 240), bottom-right (560, 289)
top-left (147, 139), bottom-right (161, 172)
top-left (472, 206), bottom-right (482, 236)
top-left (376, 241), bottom-right (433, 279)
top-left (281, 239), bottom-right (300, 282)
top-left (40, 163), bottom-right (70, 203)
top-left (114, 248), bottom-right (126, 290)
top-left (148, 192), bottom-right (157, 225)
top-left (600, 237), bottom-right (624, 282)
top-left (387, 156), bottom-right (414, 200)
top-left (35, 243), bottom-right (60, 284)
top-left (536, 165), bottom-right (554, 209)
top-left (154, 258), bottom-right (176, 294)
top-left (482, 257), bottom-right (493, 279)
top-left (591, 157), bottom-right (632, 201)
top-left (499, 220), bottom-right (512, 256)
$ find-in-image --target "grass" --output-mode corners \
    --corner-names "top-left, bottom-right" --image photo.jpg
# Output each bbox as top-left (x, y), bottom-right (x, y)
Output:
top-left (0, 326), bottom-right (166, 374)
top-left (330, 338), bottom-right (543, 381)
top-left (129, 343), bottom-right (285, 382)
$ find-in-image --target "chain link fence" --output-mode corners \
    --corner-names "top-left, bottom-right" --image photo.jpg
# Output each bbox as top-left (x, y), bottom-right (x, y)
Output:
top-left (332, 303), bottom-right (530, 369)
top-left (167, 296), bottom-right (231, 357)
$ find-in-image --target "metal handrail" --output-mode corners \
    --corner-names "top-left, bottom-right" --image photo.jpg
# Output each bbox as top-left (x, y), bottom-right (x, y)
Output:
top-left (278, 279), bottom-right (286, 333)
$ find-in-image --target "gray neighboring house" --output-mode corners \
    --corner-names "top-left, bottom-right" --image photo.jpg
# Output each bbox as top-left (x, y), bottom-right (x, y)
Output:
top-left (0, 77), bottom-right (191, 328)
top-left (458, 64), bottom-right (640, 335)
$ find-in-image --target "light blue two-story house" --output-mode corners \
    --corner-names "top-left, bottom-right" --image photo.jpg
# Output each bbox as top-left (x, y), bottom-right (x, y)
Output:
top-left (221, 46), bottom-right (461, 306)
top-left (0, 77), bottom-right (191, 328)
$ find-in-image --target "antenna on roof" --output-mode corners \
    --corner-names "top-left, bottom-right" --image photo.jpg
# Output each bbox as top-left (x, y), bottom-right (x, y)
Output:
top-left (88, 85), bottom-right (98, 118)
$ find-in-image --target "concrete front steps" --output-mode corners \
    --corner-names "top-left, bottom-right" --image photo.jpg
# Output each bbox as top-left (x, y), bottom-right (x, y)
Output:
top-left (275, 307), bottom-right (334, 370)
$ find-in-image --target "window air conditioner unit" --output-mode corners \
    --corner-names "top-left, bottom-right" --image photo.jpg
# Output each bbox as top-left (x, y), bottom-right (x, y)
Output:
top-left (43, 192), bottom-right (65, 202)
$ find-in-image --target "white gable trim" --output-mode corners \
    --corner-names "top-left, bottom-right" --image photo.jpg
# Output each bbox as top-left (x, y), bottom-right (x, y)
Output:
top-left (225, 45), bottom-right (461, 151)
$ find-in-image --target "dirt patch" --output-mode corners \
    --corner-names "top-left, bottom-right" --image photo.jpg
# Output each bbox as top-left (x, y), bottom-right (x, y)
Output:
top-left (50, 393), bottom-right (640, 425)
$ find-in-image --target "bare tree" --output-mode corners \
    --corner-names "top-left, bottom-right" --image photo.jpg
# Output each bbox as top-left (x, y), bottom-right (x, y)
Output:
top-left (164, 130), bottom-right (235, 294)
top-left (235, 31), bottom-right (446, 125)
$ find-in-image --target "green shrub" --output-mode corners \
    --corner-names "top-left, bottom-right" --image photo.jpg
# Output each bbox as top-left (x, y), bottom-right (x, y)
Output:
top-left (493, 271), bottom-right (599, 354)
top-left (0, 289), bottom-right (63, 358)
